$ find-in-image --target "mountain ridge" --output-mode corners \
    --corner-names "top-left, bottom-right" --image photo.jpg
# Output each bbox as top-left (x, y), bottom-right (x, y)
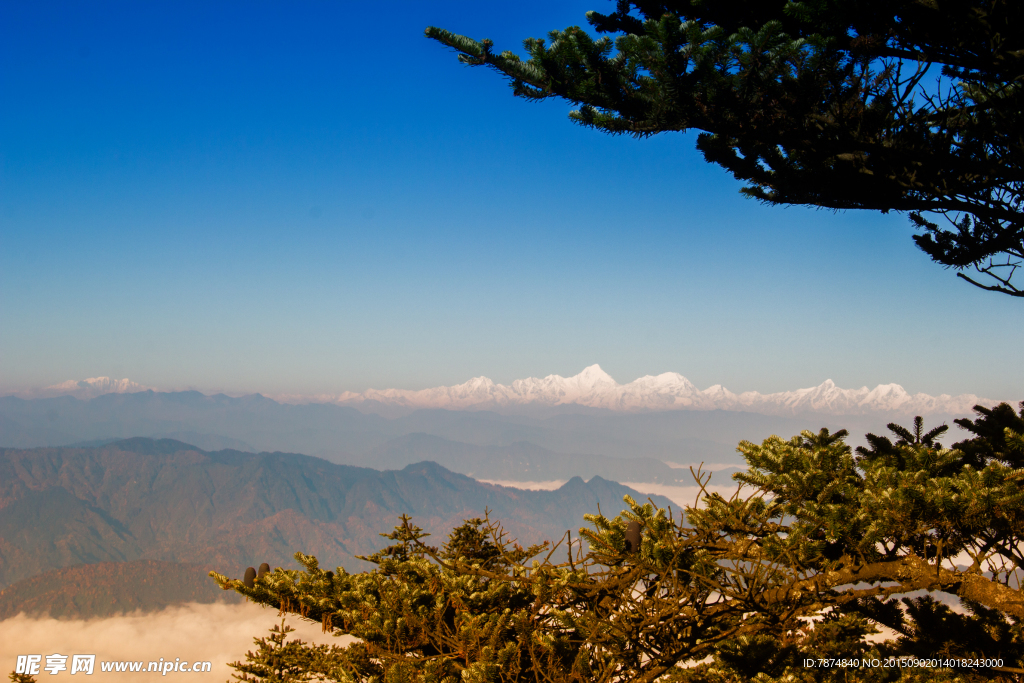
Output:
top-left (295, 365), bottom-right (997, 416)
top-left (1, 389), bottom-right (991, 466)
top-left (20, 366), bottom-right (1001, 416)
top-left (0, 438), bottom-right (675, 592)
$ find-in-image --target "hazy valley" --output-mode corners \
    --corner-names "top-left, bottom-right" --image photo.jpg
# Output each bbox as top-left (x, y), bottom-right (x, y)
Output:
top-left (0, 438), bottom-right (675, 617)
top-left (0, 379), bottom-right (1005, 623)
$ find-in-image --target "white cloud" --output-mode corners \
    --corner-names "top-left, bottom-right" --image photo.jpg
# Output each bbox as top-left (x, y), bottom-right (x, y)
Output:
top-left (0, 602), bottom-right (353, 682)
top-left (620, 482), bottom-right (747, 508)
top-left (478, 479), bottom-right (745, 509)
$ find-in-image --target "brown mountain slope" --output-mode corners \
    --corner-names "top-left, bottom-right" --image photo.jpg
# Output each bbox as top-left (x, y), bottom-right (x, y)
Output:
top-left (0, 439), bottom-right (674, 593)
top-left (0, 560), bottom-right (241, 619)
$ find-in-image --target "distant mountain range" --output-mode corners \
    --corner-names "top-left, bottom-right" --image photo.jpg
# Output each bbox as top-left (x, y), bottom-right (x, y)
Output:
top-left (0, 389), bottom-right (878, 467)
top-left (1, 386), bottom-right (996, 475)
top-left (313, 365), bottom-right (996, 416)
top-left (2, 369), bottom-right (1001, 621)
top-left (21, 366), bottom-right (999, 416)
top-left (39, 377), bottom-right (154, 399)
top-left (0, 438), bottom-right (673, 616)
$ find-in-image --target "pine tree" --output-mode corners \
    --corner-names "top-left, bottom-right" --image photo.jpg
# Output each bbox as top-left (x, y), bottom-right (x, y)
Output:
top-left (215, 402), bottom-right (1024, 681)
top-left (425, 1), bottom-right (1024, 297)
top-left (226, 619), bottom-right (349, 682)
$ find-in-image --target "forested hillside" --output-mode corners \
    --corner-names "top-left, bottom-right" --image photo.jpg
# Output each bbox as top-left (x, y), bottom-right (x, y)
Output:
top-left (0, 438), bottom-right (672, 615)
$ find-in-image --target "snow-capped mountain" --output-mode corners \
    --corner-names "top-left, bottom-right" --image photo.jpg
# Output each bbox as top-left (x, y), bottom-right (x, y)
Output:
top-left (42, 377), bottom-right (152, 399)
top-left (30, 367), bottom-right (1000, 416)
top-left (303, 365), bottom-right (997, 417)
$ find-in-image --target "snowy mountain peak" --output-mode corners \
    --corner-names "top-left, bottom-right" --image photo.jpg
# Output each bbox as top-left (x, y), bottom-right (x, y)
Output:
top-left (575, 364), bottom-right (617, 388)
top-left (31, 369), bottom-right (1004, 419)
top-left (43, 377), bottom-right (152, 399)
top-left (315, 367), bottom-right (999, 417)
top-left (462, 376), bottom-right (497, 390)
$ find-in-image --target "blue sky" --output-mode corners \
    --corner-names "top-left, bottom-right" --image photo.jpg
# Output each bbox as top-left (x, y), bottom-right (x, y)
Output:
top-left (1, 0), bottom-right (1021, 399)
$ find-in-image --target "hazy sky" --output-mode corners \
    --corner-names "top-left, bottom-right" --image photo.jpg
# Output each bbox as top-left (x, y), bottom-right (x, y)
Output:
top-left (2, 1), bottom-right (1021, 400)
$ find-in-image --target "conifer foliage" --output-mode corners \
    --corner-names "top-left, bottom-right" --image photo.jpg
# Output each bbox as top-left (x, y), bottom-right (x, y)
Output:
top-left (425, 2), bottom-right (1024, 297)
top-left (227, 620), bottom-right (348, 683)
top-left (214, 402), bottom-right (1024, 682)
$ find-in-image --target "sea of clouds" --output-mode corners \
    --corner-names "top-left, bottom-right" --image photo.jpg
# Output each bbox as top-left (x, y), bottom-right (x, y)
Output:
top-left (0, 602), bottom-right (352, 682)
top-left (479, 478), bottom-right (745, 509)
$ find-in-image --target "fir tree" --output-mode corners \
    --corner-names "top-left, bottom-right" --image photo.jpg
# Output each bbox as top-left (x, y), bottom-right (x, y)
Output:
top-left (425, 1), bottom-right (1024, 297)
top-left (954, 401), bottom-right (1024, 468)
top-left (215, 403), bottom-right (1024, 681)
top-left (226, 619), bottom-right (349, 682)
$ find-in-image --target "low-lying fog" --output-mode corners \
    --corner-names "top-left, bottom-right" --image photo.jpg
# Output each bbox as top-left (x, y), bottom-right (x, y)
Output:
top-left (0, 602), bottom-right (352, 681)
top-left (480, 479), bottom-right (745, 508)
